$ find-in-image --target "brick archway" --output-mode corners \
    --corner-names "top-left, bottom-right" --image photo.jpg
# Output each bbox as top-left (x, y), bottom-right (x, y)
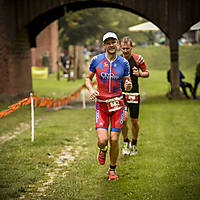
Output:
top-left (0, 0), bottom-right (200, 101)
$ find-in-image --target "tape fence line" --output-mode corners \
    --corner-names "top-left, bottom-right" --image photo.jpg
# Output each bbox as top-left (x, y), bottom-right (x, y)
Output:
top-left (0, 81), bottom-right (96, 119)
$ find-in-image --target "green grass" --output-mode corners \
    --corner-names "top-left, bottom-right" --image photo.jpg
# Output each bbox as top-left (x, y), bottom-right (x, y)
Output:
top-left (32, 73), bottom-right (85, 98)
top-left (135, 44), bottom-right (200, 71)
top-left (0, 44), bottom-right (200, 200)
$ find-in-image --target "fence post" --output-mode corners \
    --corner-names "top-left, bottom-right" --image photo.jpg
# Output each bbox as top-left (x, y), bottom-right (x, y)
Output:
top-left (81, 89), bottom-right (86, 109)
top-left (30, 93), bottom-right (34, 142)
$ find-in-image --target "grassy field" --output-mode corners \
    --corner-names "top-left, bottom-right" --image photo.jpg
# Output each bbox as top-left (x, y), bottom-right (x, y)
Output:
top-left (0, 45), bottom-right (200, 200)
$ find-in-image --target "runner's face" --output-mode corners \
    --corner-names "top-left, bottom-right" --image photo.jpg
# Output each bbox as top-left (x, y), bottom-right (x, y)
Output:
top-left (103, 38), bottom-right (118, 55)
top-left (120, 42), bottom-right (132, 59)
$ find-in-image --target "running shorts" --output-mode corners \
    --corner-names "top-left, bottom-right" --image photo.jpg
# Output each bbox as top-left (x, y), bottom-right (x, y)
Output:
top-left (96, 101), bottom-right (125, 133)
top-left (123, 94), bottom-right (140, 119)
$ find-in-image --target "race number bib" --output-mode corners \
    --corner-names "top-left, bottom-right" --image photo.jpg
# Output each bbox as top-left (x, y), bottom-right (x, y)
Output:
top-left (107, 99), bottom-right (124, 112)
top-left (125, 93), bottom-right (139, 103)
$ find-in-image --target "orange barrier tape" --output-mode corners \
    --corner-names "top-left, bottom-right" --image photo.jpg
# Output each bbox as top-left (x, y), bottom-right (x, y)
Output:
top-left (0, 81), bottom-right (96, 119)
top-left (0, 97), bottom-right (31, 119)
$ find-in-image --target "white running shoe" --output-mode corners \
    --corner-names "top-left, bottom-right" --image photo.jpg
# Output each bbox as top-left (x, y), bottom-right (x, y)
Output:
top-left (122, 142), bottom-right (130, 155)
top-left (130, 145), bottom-right (138, 156)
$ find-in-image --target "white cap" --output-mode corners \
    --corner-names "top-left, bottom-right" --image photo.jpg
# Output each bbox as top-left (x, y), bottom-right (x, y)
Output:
top-left (103, 32), bottom-right (118, 42)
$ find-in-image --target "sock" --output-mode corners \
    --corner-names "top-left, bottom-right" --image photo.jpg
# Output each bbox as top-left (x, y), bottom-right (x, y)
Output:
top-left (124, 138), bottom-right (130, 143)
top-left (131, 139), bottom-right (137, 146)
top-left (110, 165), bottom-right (116, 170)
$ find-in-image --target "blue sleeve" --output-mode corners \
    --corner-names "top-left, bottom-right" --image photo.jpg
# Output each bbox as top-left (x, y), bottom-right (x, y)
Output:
top-left (179, 71), bottom-right (185, 79)
top-left (124, 59), bottom-right (130, 77)
top-left (89, 56), bottom-right (97, 73)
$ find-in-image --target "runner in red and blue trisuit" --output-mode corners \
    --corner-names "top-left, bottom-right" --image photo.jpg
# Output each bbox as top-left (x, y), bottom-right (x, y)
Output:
top-left (85, 32), bottom-right (132, 180)
top-left (89, 53), bottom-right (130, 101)
top-left (89, 52), bottom-right (130, 133)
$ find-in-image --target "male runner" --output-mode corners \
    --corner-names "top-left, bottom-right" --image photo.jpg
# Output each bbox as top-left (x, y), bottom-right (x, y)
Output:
top-left (120, 36), bottom-right (149, 156)
top-left (85, 32), bottom-right (132, 180)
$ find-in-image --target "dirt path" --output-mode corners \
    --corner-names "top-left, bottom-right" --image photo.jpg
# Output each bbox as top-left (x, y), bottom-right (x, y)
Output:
top-left (0, 120), bottom-right (40, 145)
top-left (19, 136), bottom-right (85, 199)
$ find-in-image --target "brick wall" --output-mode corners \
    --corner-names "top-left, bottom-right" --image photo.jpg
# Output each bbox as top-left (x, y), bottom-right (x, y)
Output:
top-left (0, 2), bottom-right (32, 102)
top-left (31, 21), bottom-right (58, 73)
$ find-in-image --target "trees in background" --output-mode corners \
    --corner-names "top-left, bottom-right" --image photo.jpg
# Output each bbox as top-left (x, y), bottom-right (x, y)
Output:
top-left (58, 8), bottom-right (149, 49)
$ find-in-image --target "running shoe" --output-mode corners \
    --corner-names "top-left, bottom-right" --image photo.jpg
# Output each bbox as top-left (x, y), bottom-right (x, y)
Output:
top-left (97, 149), bottom-right (107, 165)
top-left (122, 142), bottom-right (130, 155)
top-left (130, 145), bottom-right (138, 156)
top-left (108, 169), bottom-right (118, 180)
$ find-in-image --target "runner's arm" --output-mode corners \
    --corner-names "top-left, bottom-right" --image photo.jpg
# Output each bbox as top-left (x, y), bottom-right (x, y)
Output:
top-left (139, 68), bottom-right (149, 78)
top-left (134, 54), bottom-right (149, 78)
top-left (133, 66), bottom-right (149, 78)
top-left (85, 70), bottom-right (99, 100)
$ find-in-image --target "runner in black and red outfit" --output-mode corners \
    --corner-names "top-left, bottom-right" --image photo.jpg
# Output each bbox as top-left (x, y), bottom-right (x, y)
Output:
top-left (120, 36), bottom-right (149, 156)
top-left (85, 32), bottom-right (132, 180)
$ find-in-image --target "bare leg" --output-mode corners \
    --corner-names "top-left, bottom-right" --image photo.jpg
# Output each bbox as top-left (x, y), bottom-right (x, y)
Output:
top-left (121, 121), bottom-right (128, 140)
top-left (110, 132), bottom-right (120, 166)
top-left (121, 110), bottom-right (129, 140)
top-left (130, 118), bottom-right (139, 141)
top-left (97, 128), bottom-right (108, 149)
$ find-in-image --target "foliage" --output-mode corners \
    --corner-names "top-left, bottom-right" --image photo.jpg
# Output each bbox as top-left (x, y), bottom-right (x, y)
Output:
top-left (58, 7), bottom-right (149, 49)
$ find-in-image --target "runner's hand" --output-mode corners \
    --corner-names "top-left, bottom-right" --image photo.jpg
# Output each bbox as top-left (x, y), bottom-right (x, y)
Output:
top-left (89, 89), bottom-right (99, 100)
top-left (133, 66), bottom-right (139, 77)
top-left (125, 79), bottom-right (132, 91)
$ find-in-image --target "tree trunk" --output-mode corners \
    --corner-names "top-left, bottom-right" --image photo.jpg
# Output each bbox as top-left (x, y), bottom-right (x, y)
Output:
top-left (167, 38), bottom-right (183, 99)
top-left (73, 45), bottom-right (78, 81)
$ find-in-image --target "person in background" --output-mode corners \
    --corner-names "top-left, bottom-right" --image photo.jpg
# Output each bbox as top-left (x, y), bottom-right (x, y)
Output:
top-left (83, 47), bottom-right (90, 66)
top-left (193, 62), bottom-right (200, 99)
top-left (85, 32), bottom-right (132, 180)
top-left (167, 69), bottom-right (194, 99)
top-left (61, 52), bottom-right (69, 78)
top-left (120, 36), bottom-right (149, 156)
